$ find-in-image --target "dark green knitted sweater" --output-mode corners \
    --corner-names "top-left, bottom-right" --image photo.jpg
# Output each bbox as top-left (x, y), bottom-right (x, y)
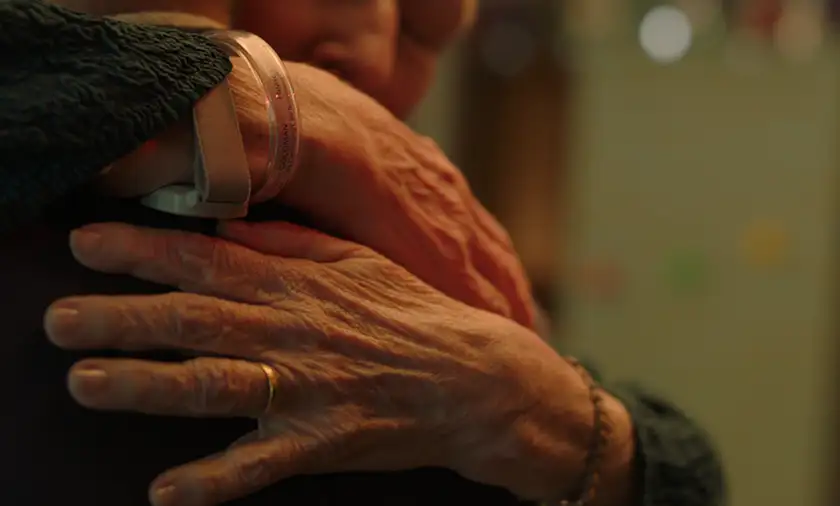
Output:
top-left (0, 1), bottom-right (725, 505)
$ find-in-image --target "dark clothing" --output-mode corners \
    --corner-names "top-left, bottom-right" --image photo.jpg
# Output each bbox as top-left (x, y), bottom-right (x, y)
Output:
top-left (0, 2), bottom-right (725, 505)
top-left (606, 386), bottom-right (726, 506)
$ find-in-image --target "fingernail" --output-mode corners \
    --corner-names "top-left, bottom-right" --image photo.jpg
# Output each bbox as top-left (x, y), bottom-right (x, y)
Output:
top-left (44, 306), bottom-right (80, 343)
top-left (70, 226), bottom-right (102, 252)
top-left (151, 484), bottom-right (180, 506)
top-left (70, 228), bottom-right (103, 254)
top-left (68, 368), bottom-right (109, 398)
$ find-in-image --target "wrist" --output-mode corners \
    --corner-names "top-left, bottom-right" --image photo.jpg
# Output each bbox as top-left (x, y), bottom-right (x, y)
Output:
top-left (533, 377), bottom-right (637, 506)
top-left (216, 31), bottom-right (300, 203)
top-left (97, 29), bottom-right (297, 206)
top-left (536, 365), bottom-right (637, 506)
top-left (591, 392), bottom-right (637, 506)
top-left (278, 63), bottom-right (398, 214)
top-left (451, 347), bottom-right (637, 506)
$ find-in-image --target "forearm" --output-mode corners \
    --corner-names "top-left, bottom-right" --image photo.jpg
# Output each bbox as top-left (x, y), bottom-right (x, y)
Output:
top-left (461, 315), bottom-right (723, 506)
top-left (0, 0), bottom-right (231, 231)
top-left (487, 364), bottom-right (638, 506)
top-left (502, 380), bottom-right (723, 506)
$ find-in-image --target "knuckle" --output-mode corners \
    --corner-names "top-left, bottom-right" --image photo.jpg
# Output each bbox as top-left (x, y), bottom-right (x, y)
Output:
top-left (160, 293), bottom-right (224, 349)
top-left (150, 232), bottom-right (183, 267)
top-left (194, 236), bottom-right (225, 275)
top-left (168, 233), bottom-right (267, 298)
top-left (158, 231), bottom-right (219, 281)
top-left (109, 300), bottom-right (154, 349)
top-left (185, 358), bottom-right (236, 413)
top-left (232, 448), bottom-right (277, 489)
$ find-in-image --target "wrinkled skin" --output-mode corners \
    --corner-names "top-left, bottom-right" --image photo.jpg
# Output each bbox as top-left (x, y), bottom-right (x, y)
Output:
top-left (70, 0), bottom-right (535, 328)
top-left (280, 62), bottom-right (537, 329)
top-left (44, 221), bottom-right (634, 506)
top-left (99, 61), bottom-right (536, 328)
top-left (42, 3), bottom-right (638, 505)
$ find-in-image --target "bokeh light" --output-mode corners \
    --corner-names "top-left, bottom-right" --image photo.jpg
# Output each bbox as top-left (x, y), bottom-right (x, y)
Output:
top-left (639, 5), bottom-right (694, 64)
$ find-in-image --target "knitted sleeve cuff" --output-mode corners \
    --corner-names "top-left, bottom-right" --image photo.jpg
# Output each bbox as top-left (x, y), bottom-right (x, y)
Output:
top-left (608, 383), bottom-right (728, 506)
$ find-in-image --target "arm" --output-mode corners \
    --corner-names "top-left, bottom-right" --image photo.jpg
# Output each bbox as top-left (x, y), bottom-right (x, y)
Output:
top-left (0, 0), bottom-right (231, 231)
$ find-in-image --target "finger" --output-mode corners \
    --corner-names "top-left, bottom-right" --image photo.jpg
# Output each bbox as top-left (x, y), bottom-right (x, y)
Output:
top-left (466, 201), bottom-right (538, 327)
top-left (69, 223), bottom-right (278, 303)
top-left (67, 357), bottom-right (275, 417)
top-left (45, 292), bottom-right (281, 356)
top-left (150, 435), bottom-right (322, 506)
top-left (401, 0), bottom-right (477, 50)
top-left (218, 220), bottom-right (373, 263)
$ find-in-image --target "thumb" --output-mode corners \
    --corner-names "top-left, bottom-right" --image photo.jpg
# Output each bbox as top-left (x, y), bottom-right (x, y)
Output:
top-left (150, 433), bottom-right (318, 506)
top-left (217, 221), bottom-right (373, 263)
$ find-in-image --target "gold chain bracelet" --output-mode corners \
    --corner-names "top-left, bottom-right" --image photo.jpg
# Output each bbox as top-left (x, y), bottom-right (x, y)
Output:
top-left (545, 357), bottom-right (611, 506)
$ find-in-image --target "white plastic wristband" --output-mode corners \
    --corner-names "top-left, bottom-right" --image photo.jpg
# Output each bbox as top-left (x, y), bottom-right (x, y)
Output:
top-left (140, 30), bottom-right (300, 218)
top-left (208, 30), bottom-right (301, 204)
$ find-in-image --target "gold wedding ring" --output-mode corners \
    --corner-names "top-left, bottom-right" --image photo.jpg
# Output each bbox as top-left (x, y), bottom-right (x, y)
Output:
top-left (259, 363), bottom-right (279, 415)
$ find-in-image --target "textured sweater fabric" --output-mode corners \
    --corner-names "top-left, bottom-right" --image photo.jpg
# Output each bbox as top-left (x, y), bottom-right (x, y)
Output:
top-left (609, 384), bottom-right (726, 506)
top-left (0, 1), bottom-right (724, 505)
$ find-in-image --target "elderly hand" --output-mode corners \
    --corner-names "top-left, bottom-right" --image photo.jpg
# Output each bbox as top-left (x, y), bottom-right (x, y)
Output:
top-left (44, 221), bottom-right (633, 506)
top-left (99, 52), bottom-right (536, 330)
top-left (89, 5), bottom-right (534, 329)
top-left (280, 62), bottom-right (538, 329)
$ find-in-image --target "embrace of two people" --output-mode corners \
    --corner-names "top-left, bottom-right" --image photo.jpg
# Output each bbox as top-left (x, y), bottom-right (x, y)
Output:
top-left (0, 1), bottom-right (724, 506)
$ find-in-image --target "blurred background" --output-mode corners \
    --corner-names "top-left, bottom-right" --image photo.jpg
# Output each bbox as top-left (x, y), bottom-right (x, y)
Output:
top-left (409, 1), bottom-right (840, 505)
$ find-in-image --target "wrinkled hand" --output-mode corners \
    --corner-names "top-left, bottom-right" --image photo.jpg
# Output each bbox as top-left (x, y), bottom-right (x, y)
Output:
top-left (98, 57), bottom-right (536, 330)
top-left (44, 221), bottom-right (599, 506)
top-left (280, 62), bottom-right (537, 329)
top-left (88, 1), bottom-right (534, 330)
